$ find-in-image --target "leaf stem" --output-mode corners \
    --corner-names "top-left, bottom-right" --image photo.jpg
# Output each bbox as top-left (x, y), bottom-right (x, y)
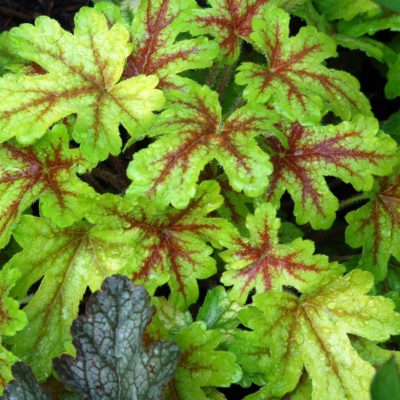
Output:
top-left (339, 193), bottom-right (369, 210)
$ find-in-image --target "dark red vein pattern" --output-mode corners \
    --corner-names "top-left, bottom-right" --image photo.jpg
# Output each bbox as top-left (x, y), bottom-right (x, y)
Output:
top-left (123, 0), bottom-right (216, 88)
top-left (97, 181), bottom-right (228, 306)
top-left (221, 203), bottom-right (340, 303)
top-left (236, 7), bottom-right (370, 120)
top-left (346, 174), bottom-right (400, 280)
top-left (0, 125), bottom-right (91, 249)
top-left (127, 84), bottom-right (277, 209)
top-left (264, 118), bottom-right (396, 230)
top-left (190, 0), bottom-right (270, 62)
top-left (0, 7), bottom-right (162, 162)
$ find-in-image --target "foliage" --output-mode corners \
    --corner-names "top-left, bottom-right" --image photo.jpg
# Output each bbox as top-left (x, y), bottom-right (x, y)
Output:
top-left (0, 0), bottom-right (399, 398)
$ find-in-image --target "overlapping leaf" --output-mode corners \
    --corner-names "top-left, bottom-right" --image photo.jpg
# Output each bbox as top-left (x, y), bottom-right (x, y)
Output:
top-left (346, 173), bottom-right (400, 281)
top-left (0, 6), bottom-right (164, 162)
top-left (189, 0), bottom-right (271, 63)
top-left (221, 203), bottom-right (342, 303)
top-left (0, 267), bottom-right (27, 394)
top-left (264, 116), bottom-right (397, 230)
top-left (148, 299), bottom-right (242, 399)
top-left (88, 180), bottom-right (233, 307)
top-left (123, 0), bottom-right (218, 89)
top-left (166, 322), bottom-right (242, 399)
top-left (236, 7), bottom-right (371, 122)
top-left (127, 83), bottom-right (282, 208)
top-left (6, 216), bottom-right (135, 379)
top-left (232, 270), bottom-right (400, 400)
top-left (53, 275), bottom-right (179, 400)
top-left (0, 124), bottom-right (95, 250)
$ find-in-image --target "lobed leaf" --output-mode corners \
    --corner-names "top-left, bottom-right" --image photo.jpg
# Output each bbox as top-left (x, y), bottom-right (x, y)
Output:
top-left (189, 0), bottom-right (272, 63)
top-left (88, 180), bottom-right (233, 307)
top-left (0, 6), bottom-right (164, 162)
top-left (127, 82), bottom-right (281, 208)
top-left (123, 0), bottom-right (218, 89)
top-left (0, 124), bottom-right (95, 249)
top-left (346, 173), bottom-right (400, 281)
top-left (7, 215), bottom-right (135, 379)
top-left (236, 7), bottom-right (371, 122)
top-left (53, 275), bottom-right (179, 400)
top-left (221, 203), bottom-right (343, 303)
top-left (264, 115), bottom-right (397, 230)
top-left (233, 270), bottom-right (400, 400)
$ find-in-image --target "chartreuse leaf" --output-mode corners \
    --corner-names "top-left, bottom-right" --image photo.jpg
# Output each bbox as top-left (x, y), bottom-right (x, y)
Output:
top-left (123, 0), bottom-right (218, 89)
top-left (0, 267), bottom-right (27, 393)
top-left (233, 270), bottom-right (400, 400)
top-left (87, 180), bottom-right (233, 307)
top-left (221, 203), bottom-right (343, 303)
top-left (236, 7), bottom-right (371, 122)
top-left (2, 362), bottom-right (50, 400)
top-left (264, 115), bottom-right (397, 230)
top-left (6, 215), bottom-right (135, 380)
top-left (127, 83), bottom-right (281, 208)
top-left (189, 0), bottom-right (271, 64)
top-left (53, 275), bottom-right (179, 400)
top-left (0, 123), bottom-right (95, 250)
top-left (313, 0), bottom-right (379, 21)
top-left (345, 173), bottom-right (400, 281)
top-left (0, 6), bottom-right (164, 162)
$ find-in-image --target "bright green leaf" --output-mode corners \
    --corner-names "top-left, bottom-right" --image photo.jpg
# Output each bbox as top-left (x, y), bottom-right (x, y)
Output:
top-left (236, 7), bottom-right (371, 122)
top-left (0, 6), bottom-right (164, 162)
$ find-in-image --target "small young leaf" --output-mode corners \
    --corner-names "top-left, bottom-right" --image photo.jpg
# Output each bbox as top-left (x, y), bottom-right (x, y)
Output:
top-left (197, 286), bottom-right (241, 331)
top-left (123, 0), bottom-right (218, 89)
top-left (236, 7), bottom-right (371, 122)
top-left (169, 322), bottom-right (241, 399)
top-left (265, 116), bottom-right (397, 229)
top-left (345, 173), bottom-right (400, 281)
top-left (0, 124), bottom-right (95, 249)
top-left (127, 83), bottom-right (281, 208)
top-left (371, 358), bottom-right (400, 400)
top-left (189, 0), bottom-right (271, 63)
top-left (221, 203), bottom-right (343, 303)
top-left (0, 6), bottom-right (164, 161)
top-left (53, 275), bottom-right (179, 400)
top-left (234, 270), bottom-right (400, 399)
top-left (1, 362), bottom-right (50, 400)
top-left (88, 180), bottom-right (234, 307)
top-left (7, 216), bottom-right (135, 379)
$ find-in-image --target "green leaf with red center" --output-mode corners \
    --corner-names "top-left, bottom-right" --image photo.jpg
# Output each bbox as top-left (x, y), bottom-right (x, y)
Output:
top-left (264, 116), bottom-right (397, 230)
top-left (188, 0), bottom-right (272, 64)
top-left (127, 82), bottom-right (282, 209)
top-left (122, 0), bottom-right (218, 89)
top-left (0, 6), bottom-right (164, 162)
top-left (345, 173), bottom-right (400, 281)
top-left (0, 124), bottom-right (95, 250)
top-left (88, 180), bottom-right (234, 307)
top-left (236, 7), bottom-right (371, 122)
top-left (0, 266), bottom-right (27, 394)
top-left (6, 215), bottom-right (135, 379)
top-left (221, 203), bottom-right (342, 303)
